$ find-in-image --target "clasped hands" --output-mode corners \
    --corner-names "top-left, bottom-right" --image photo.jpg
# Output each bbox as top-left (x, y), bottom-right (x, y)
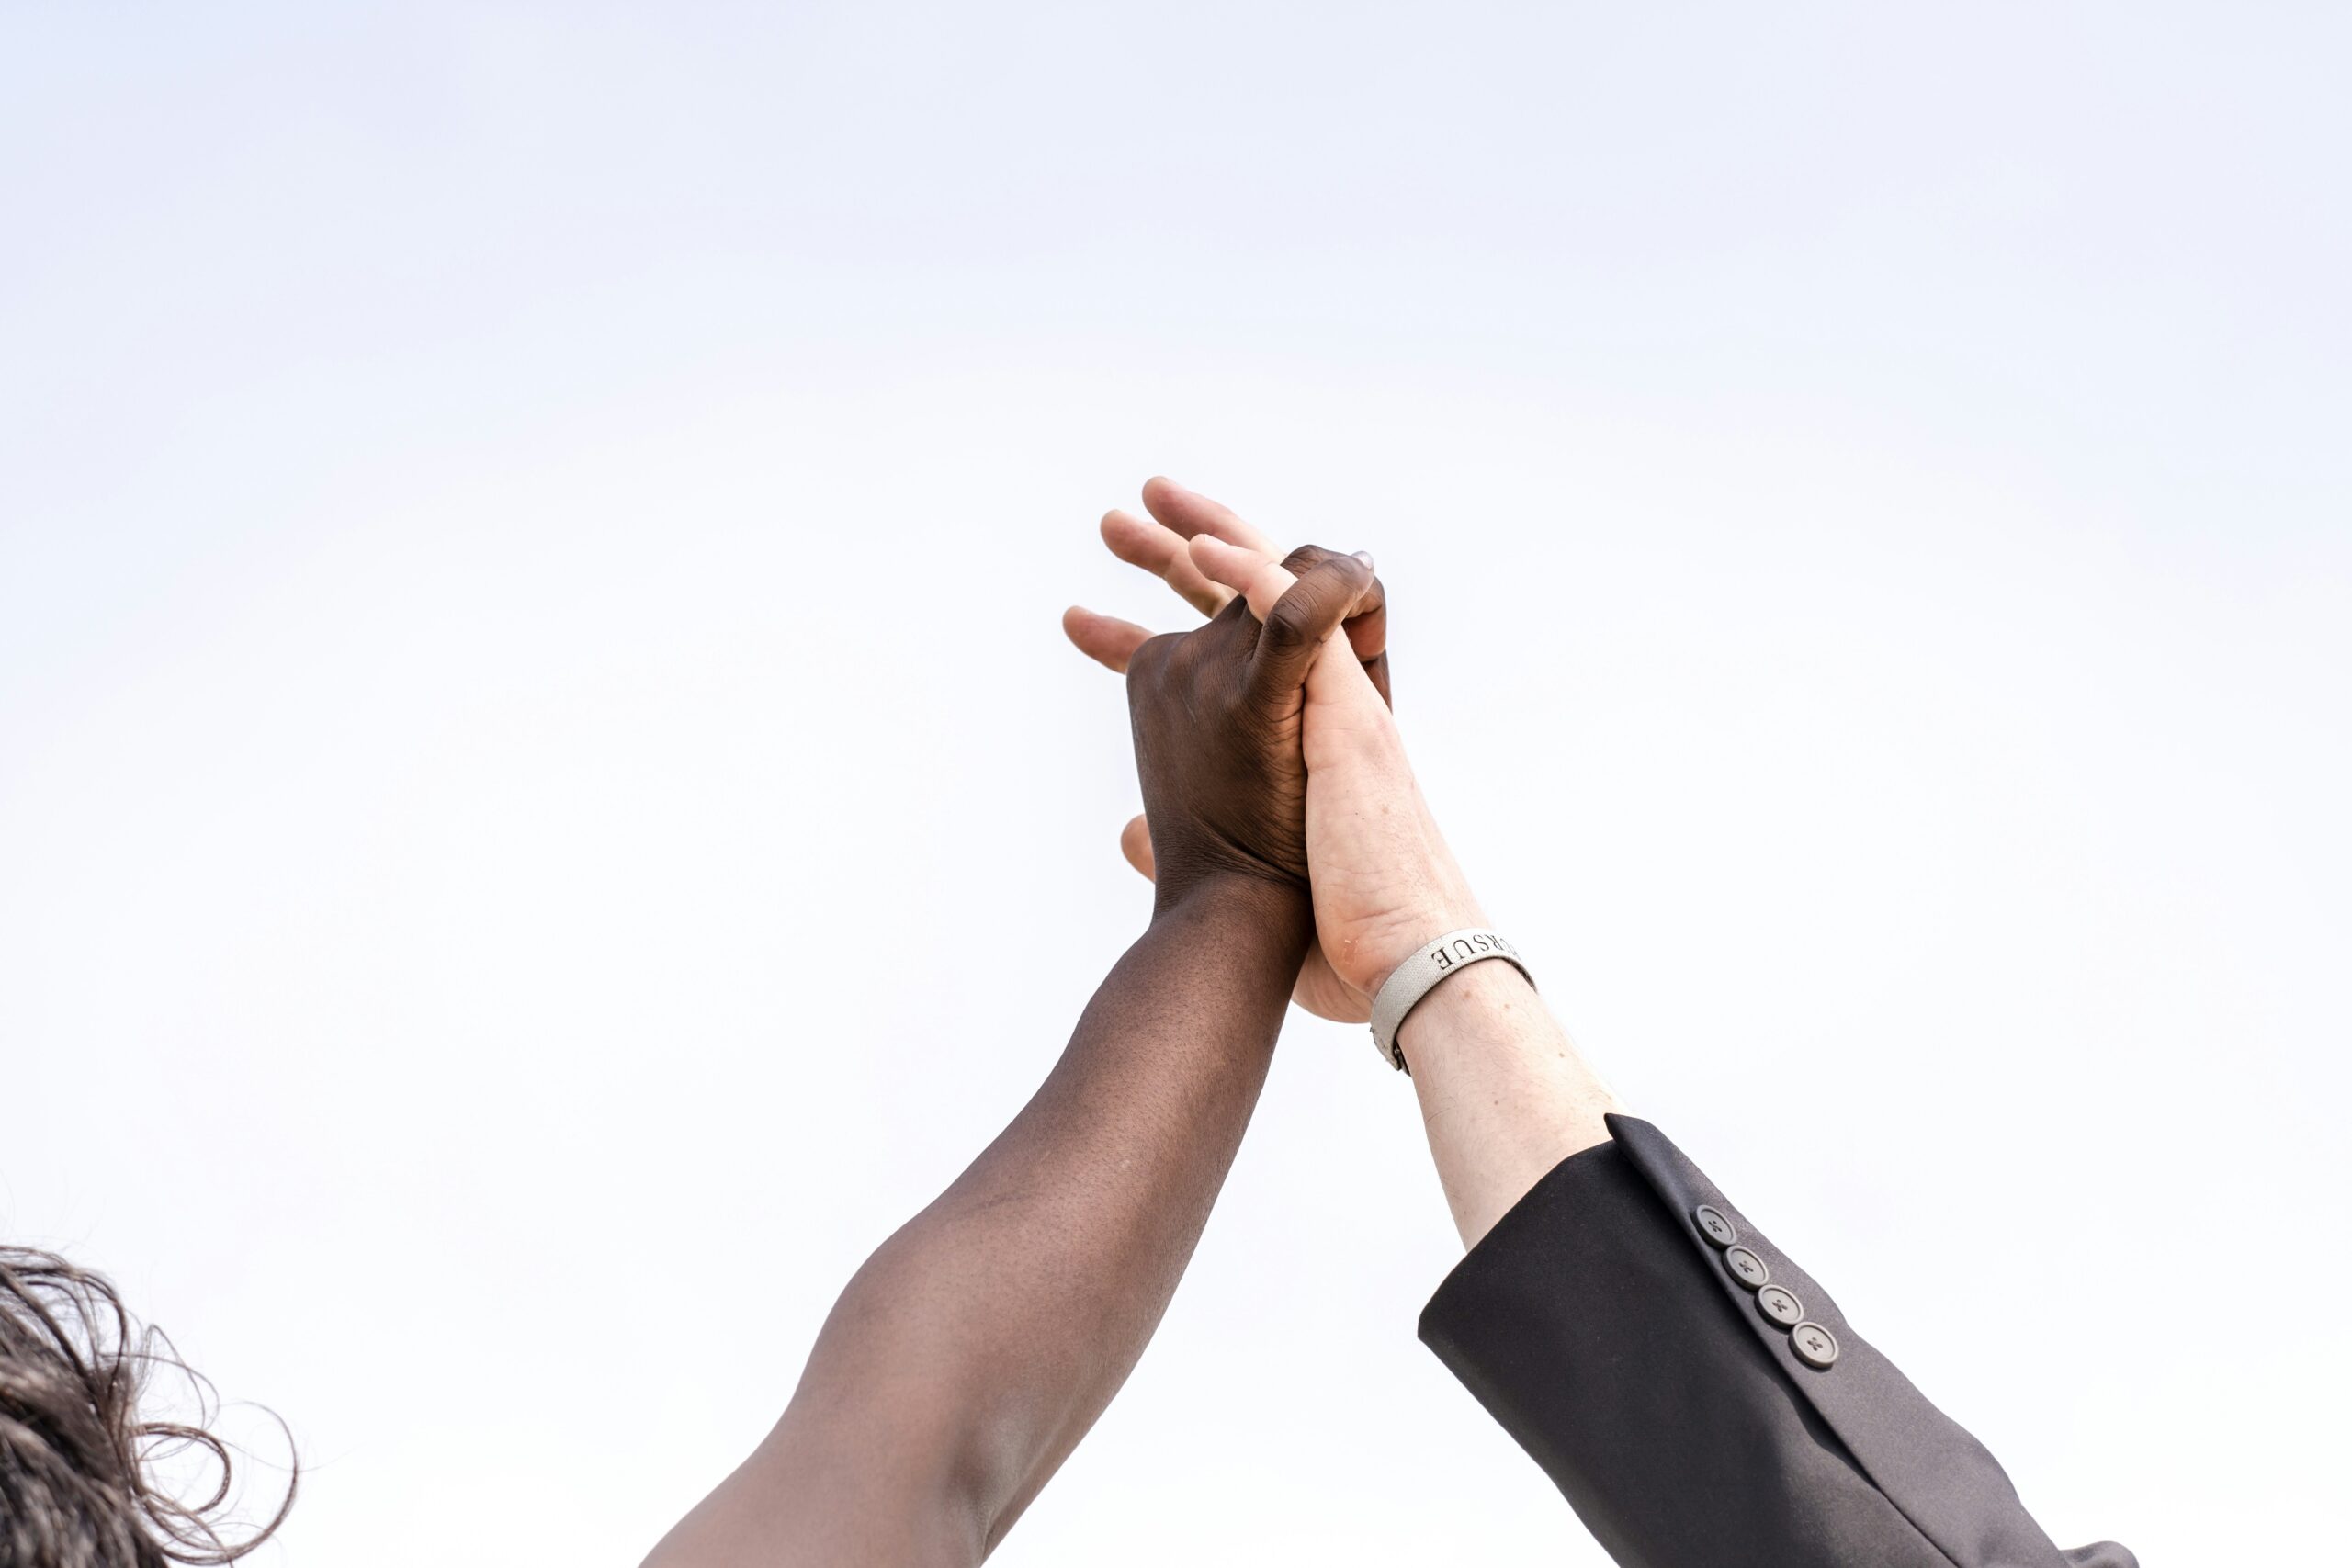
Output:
top-left (637, 481), bottom-right (2107, 1568)
top-left (1063, 477), bottom-right (1484, 1023)
top-left (639, 477), bottom-right (1623, 1568)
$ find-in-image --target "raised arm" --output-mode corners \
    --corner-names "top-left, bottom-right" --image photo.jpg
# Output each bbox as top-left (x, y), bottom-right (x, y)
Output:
top-left (639, 537), bottom-right (1379, 1568)
top-left (1182, 530), bottom-right (2135, 1568)
top-left (1070, 488), bottom-right (1618, 1242)
top-left (1180, 530), bottom-right (1623, 1243)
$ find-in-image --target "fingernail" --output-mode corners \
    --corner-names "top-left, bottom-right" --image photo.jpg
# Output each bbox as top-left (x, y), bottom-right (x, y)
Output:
top-left (1351, 549), bottom-right (1375, 571)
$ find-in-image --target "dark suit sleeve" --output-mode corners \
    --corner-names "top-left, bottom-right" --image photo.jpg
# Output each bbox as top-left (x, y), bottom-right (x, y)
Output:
top-left (1418, 1114), bottom-right (2133, 1568)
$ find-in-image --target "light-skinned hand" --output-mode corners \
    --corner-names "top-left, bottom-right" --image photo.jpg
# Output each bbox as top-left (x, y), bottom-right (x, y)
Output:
top-left (1066, 479), bottom-right (1480, 1021)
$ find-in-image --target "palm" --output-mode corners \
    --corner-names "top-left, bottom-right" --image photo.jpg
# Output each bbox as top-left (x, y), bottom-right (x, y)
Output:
top-left (1296, 662), bottom-right (1479, 1017)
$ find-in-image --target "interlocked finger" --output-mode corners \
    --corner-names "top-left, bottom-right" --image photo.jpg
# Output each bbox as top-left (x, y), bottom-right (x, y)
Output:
top-left (1100, 509), bottom-right (1233, 617)
top-left (1191, 536), bottom-right (1392, 709)
top-left (1247, 554), bottom-right (1376, 711)
top-left (1139, 477), bottom-right (1282, 555)
top-left (1188, 534), bottom-right (1298, 621)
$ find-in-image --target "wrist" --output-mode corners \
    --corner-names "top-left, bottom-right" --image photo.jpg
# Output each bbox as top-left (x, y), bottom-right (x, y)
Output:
top-left (1344, 880), bottom-right (1487, 999)
top-left (1153, 867), bottom-right (1314, 945)
top-left (1393, 954), bottom-right (1535, 1066)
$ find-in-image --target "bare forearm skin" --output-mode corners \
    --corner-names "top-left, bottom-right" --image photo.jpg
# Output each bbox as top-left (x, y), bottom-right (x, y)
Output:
top-left (641, 874), bottom-right (1312, 1568)
top-left (1396, 956), bottom-right (1623, 1248)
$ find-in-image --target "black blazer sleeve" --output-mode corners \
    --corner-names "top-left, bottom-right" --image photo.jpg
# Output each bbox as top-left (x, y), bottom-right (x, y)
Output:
top-left (1419, 1113), bottom-right (2133, 1568)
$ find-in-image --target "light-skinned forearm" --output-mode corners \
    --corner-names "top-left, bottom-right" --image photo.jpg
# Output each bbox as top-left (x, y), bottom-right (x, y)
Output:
top-left (1395, 957), bottom-right (1622, 1247)
top-left (640, 874), bottom-right (1312, 1568)
top-left (1310, 714), bottom-right (1623, 1249)
top-left (1165, 524), bottom-right (1624, 1254)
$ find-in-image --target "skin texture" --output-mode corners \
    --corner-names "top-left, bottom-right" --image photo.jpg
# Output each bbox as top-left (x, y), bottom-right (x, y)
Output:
top-left (1391, 955), bottom-right (1623, 1246)
top-left (1066, 480), bottom-right (1495, 1013)
top-left (1065, 479), bottom-right (1390, 1020)
top-left (638, 506), bottom-right (1380, 1568)
top-left (1083, 491), bottom-right (1625, 1245)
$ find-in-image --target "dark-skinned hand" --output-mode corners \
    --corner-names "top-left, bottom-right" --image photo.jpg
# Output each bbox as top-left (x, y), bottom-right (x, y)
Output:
top-left (1065, 479), bottom-right (1392, 1019)
top-left (1120, 547), bottom-right (1378, 913)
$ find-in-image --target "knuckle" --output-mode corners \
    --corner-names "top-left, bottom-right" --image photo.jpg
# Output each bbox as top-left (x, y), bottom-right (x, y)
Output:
top-left (1261, 595), bottom-right (1317, 649)
top-left (1283, 542), bottom-right (1371, 594)
top-left (1123, 631), bottom-right (1182, 689)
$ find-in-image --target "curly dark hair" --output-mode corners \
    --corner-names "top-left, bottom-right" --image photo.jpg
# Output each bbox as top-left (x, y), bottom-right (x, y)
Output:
top-left (0, 1247), bottom-right (293, 1567)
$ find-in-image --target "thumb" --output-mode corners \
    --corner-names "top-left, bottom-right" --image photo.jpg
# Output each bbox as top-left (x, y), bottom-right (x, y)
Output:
top-left (1119, 813), bottom-right (1156, 880)
top-left (1245, 552), bottom-right (1375, 711)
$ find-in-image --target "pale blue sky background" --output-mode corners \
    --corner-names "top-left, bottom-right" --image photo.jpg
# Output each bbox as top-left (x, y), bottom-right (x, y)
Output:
top-left (3, 6), bottom-right (2346, 1563)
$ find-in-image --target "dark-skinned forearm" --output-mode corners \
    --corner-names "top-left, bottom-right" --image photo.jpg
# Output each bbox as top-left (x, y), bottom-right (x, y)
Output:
top-left (642, 874), bottom-right (1311, 1568)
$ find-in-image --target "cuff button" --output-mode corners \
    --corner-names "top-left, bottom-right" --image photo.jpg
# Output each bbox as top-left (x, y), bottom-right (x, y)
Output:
top-left (1693, 1205), bottom-right (1737, 1247)
top-left (1757, 1284), bottom-right (1804, 1328)
top-left (1791, 1321), bottom-right (1840, 1369)
top-left (1724, 1246), bottom-right (1770, 1290)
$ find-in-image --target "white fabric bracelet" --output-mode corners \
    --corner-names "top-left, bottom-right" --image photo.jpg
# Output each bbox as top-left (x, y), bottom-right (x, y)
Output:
top-left (1367, 928), bottom-right (1534, 1073)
